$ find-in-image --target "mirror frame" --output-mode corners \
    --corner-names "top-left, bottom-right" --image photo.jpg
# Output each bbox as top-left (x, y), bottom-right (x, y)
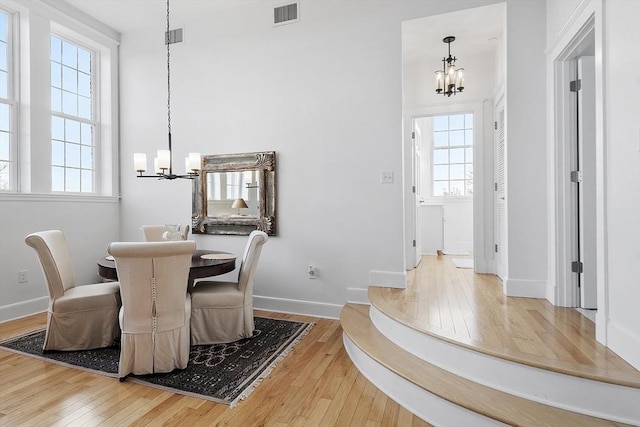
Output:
top-left (192, 151), bottom-right (276, 236)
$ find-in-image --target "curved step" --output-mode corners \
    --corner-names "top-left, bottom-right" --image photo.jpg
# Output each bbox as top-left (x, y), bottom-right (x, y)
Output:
top-left (341, 303), bottom-right (630, 427)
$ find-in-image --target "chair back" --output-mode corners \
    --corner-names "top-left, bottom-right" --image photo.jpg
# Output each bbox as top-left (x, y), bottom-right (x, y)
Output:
top-left (108, 241), bottom-right (196, 334)
top-left (25, 230), bottom-right (76, 299)
top-left (237, 230), bottom-right (268, 295)
top-left (141, 224), bottom-right (190, 241)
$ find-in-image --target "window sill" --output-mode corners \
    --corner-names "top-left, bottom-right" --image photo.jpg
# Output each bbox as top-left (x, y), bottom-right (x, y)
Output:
top-left (0, 192), bottom-right (120, 203)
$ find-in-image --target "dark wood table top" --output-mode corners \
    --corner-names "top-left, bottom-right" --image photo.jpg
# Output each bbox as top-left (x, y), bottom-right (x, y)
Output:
top-left (97, 249), bottom-right (236, 288)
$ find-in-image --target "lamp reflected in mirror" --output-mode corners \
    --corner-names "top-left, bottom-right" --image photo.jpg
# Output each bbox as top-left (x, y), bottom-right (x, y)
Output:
top-left (231, 198), bottom-right (249, 216)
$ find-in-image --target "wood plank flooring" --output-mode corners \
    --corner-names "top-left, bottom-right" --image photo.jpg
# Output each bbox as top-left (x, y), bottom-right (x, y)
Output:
top-left (0, 311), bottom-right (430, 427)
top-left (370, 254), bottom-right (640, 387)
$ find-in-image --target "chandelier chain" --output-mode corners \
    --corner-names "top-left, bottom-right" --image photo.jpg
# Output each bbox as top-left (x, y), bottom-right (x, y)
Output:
top-left (166, 0), bottom-right (171, 135)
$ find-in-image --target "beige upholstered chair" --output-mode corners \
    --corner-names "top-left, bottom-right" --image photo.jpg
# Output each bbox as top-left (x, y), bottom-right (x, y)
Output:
top-left (190, 230), bottom-right (268, 344)
top-left (25, 230), bottom-right (121, 351)
top-left (141, 224), bottom-right (190, 242)
top-left (108, 240), bottom-right (196, 380)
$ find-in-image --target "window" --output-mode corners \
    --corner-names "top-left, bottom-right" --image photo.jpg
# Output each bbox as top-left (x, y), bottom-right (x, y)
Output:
top-left (432, 113), bottom-right (473, 197)
top-left (50, 35), bottom-right (95, 193)
top-left (0, 9), bottom-right (14, 191)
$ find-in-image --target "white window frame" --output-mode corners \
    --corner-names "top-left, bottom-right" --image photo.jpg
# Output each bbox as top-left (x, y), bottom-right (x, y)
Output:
top-left (0, 5), bottom-right (17, 192)
top-left (431, 112), bottom-right (474, 198)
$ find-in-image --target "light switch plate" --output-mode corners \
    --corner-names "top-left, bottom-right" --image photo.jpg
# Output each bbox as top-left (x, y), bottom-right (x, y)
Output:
top-left (380, 171), bottom-right (394, 184)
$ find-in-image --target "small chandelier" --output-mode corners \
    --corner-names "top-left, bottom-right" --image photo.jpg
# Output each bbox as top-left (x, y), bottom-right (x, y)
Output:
top-left (434, 36), bottom-right (465, 97)
top-left (133, 0), bottom-right (200, 180)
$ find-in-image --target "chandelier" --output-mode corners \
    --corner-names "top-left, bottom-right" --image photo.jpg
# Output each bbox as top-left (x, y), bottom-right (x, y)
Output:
top-left (133, 0), bottom-right (200, 180)
top-left (434, 36), bottom-right (465, 97)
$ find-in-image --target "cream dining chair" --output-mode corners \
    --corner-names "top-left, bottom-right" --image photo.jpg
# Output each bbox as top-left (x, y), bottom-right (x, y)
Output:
top-left (190, 230), bottom-right (268, 344)
top-left (25, 230), bottom-right (121, 351)
top-left (141, 224), bottom-right (190, 242)
top-left (108, 240), bottom-right (196, 380)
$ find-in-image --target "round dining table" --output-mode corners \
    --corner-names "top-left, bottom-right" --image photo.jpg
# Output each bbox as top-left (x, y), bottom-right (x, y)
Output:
top-left (97, 249), bottom-right (236, 291)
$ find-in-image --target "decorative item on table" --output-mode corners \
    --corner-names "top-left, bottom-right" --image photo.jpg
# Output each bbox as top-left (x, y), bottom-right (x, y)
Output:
top-left (231, 198), bottom-right (249, 216)
top-left (162, 224), bottom-right (183, 241)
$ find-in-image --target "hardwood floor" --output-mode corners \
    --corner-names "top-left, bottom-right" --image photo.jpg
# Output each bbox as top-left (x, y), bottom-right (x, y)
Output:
top-left (0, 311), bottom-right (430, 426)
top-left (370, 254), bottom-right (640, 387)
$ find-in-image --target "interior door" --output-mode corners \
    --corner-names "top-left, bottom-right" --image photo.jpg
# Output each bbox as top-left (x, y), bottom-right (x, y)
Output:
top-left (495, 99), bottom-right (507, 281)
top-left (576, 56), bottom-right (597, 308)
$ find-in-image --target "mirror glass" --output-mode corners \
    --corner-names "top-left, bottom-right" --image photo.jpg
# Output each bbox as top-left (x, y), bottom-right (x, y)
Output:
top-left (192, 151), bottom-right (276, 236)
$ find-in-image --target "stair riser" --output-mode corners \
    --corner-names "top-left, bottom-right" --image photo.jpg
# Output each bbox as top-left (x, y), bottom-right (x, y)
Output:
top-left (370, 306), bottom-right (640, 424)
top-left (343, 334), bottom-right (509, 427)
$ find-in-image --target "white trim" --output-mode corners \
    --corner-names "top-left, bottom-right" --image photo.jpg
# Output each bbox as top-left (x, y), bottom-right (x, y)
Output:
top-left (0, 193), bottom-right (119, 203)
top-left (346, 287), bottom-right (369, 305)
top-left (607, 320), bottom-right (640, 371)
top-left (253, 295), bottom-right (341, 320)
top-left (368, 270), bottom-right (406, 289)
top-left (370, 306), bottom-right (640, 424)
top-left (503, 278), bottom-right (547, 298)
top-left (0, 297), bottom-right (47, 323)
top-left (343, 334), bottom-right (506, 427)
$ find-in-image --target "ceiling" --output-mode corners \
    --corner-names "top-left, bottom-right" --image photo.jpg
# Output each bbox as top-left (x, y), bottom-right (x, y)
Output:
top-left (61, 0), bottom-right (504, 65)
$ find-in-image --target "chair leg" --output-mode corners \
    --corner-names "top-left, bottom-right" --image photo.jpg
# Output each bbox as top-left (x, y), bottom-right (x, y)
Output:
top-left (119, 375), bottom-right (128, 382)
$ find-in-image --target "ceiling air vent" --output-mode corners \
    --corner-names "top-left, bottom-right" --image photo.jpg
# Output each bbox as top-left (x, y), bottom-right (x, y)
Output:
top-left (274, 2), bottom-right (299, 26)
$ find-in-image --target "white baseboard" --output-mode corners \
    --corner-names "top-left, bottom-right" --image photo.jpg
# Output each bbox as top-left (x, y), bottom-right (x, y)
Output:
top-left (369, 270), bottom-right (407, 289)
top-left (346, 287), bottom-right (370, 305)
top-left (473, 259), bottom-right (495, 274)
top-left (0, 297), bottom-right (48, 323)
top-left (607, 319), bottom-right (640, 370)
top-left (504, 278), bottom-right (547, 298)
top-left (253, 295), bottom-right (342, 320)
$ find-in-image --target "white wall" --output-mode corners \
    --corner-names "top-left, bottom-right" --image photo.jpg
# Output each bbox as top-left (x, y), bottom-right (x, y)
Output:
top-left (504, 0), bottom-right (548, 297)
top-left (118, 1), bottom-right (501, 316)
top-left (602, 0), bottom-right (640, 369)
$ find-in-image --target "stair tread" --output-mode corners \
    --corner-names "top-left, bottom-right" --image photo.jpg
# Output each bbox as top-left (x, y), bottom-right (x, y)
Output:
top-left (369, 286), bottom-right (640, 389)
top-left (341, 303), bottom-right (629, 427)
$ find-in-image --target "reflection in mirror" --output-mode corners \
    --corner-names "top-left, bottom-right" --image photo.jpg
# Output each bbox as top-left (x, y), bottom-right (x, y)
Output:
top-left (193, 151), bottom-right (276, 236)
top-left (207, 171), bottom-right (260, 218)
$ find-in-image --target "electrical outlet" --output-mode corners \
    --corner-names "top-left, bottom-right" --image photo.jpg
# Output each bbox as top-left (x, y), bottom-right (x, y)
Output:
top-left (308, 265), bottom-right (316, 279)
top-left (18, 270), bottom-right (28, 283)
top-left (380, 171), bottom-right (394, 184)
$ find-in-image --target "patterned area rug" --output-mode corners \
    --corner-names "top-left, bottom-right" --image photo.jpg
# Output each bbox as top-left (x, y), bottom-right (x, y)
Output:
top-left (0, 317), bottom-right (312, 407)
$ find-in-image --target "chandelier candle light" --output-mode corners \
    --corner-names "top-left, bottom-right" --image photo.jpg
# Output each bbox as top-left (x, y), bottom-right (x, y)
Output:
top-left (435, 36), bottom-right (465, 97)
top-left (133, 0), bottom-right (201, 180)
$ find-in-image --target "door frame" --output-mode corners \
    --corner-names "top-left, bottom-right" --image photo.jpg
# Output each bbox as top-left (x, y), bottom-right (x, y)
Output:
top-left (546, 1), bottom-right (607, 341)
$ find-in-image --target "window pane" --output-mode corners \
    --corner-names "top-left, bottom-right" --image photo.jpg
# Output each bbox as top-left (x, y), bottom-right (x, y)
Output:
top-left (450, 164), bottom-right (465, 180)
top-left (465, 113), bottom-right (473, 128)
top-left (78, 72), bottom-right (90, 97)
top-left (52, 140), bottom-right (64, 166)
top-left (51, 63), bottom-right (61, 88)
top-left (0, 103), bottom-right (8, 131)
top-left (465, 147), bottom-right (473, 162)
top-left (0, 42), bottom-right (6, 71)
top-left (52, 166), bottom-right (64, 191)
top-left (449, 130), bottom-right (464, 146)
top-left (465, 180), bottom-right (473, 195)
top-left (0, 13), bottom-right (7, 43)
top-left (81, 145), bottom-right (92, 169)
top-left (62, 40), bottom-right (77, 68)
top-left (449, 114), bottom-right (464, 130)
top-left (62, 91), bottom-right (77, 115)
top-left (0, 71), bottom-right (6, 100)
top-left (62, 66), bottom-right (77, 92)
top-left (52, 116), bottom-right (64, 140)
top-left (65, 168), bottom-right (80, 192)
top-left (51, 88), bottom-right (62, 112)
top-left (433, 181), bottom-right (448, 197)
top-left (66, 119), bottom-right (80, 143)
top-left (450, 148), bottom-right (464, 163)
top-left (81, 170), bottom-right (92, 192)
top-left (433, 165), bottom-right (448, 180)
top-left (66, 143), bottom-right (80, 168)
top-left (81, 123), bottom-right (92, 145)
top-left (0, 131), bottom-right (8, 159)
top-left (450, 180), bottom-right (464, 196)
top-left (465, 129), bottom-right (473, 145)
top-left (78, 96), bottom-right (91, 119)
top-left (78, 48), bottom-right (91, 74)
top-left (465, 164), bottom-right (474, 180)
top-left (433, 115), bottom-right (448, 131)
top-left (0, 160), bottom-right (8, 190)
top-left (51, 36), bottom-right (61, 62)
top-left (433, 131), bottom-right (448, 147)
top-left (433, 149), bottom-right (448, 165)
